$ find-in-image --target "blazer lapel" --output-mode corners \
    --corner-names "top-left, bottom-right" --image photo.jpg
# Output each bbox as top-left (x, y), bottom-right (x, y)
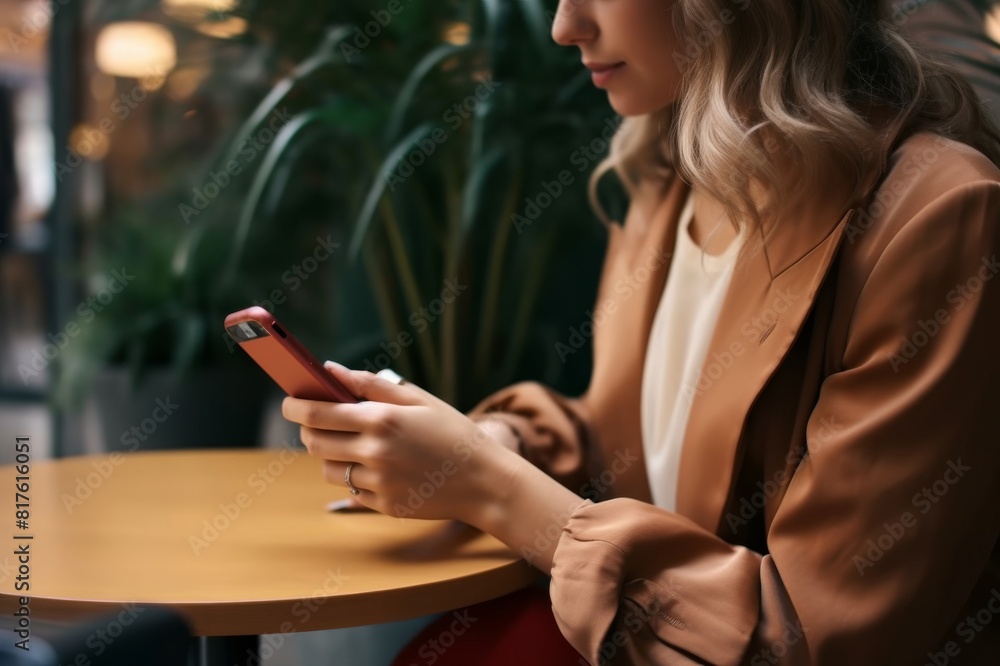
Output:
top-left (586, 174), bottom-right (690, 504)
top-left (674, 201), bottom-right (861, 533)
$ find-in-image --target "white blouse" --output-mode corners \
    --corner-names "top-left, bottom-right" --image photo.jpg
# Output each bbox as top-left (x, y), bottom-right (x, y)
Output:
top-left (640, 191), bottom-right (744, 510)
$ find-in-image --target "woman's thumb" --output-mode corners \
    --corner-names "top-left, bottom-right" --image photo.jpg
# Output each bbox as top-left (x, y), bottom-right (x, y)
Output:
top-left (324, 360), bottom-right (431, 405)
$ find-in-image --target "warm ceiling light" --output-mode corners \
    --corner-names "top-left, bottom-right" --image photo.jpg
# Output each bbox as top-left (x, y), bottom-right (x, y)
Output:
top-left (163, 0), bottom-right (239, 22)
top-left (194, 16), bottom-right (249, 39)
top-left (166, 66), bottom-right (211, 100)
top-left (441, 21), bottom-right (471, 46)
top-left (141, 73), bottom-right (168, 92)
top-left (90, 73), bottom-right (116, 101)
top-left (69, 124), bottom-right (110, 161)
top-left (96, 22), bottom-right (177, 79)
top-left (22, 0), bottom-right (52, 30)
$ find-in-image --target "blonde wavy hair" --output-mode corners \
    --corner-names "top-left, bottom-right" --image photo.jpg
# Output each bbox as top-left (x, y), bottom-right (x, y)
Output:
top-left (589, 0), bottom-right (1000, 234)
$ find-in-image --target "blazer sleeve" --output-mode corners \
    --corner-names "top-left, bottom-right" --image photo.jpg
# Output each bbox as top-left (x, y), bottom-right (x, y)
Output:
top-left (467, 382), bottom-right (595, 492)
top-left (548, 180), bottom-right (1000, 665)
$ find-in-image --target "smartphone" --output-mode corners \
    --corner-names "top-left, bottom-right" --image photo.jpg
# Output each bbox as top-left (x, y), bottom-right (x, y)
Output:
top-left (224, 306), bottom-right (358, 403)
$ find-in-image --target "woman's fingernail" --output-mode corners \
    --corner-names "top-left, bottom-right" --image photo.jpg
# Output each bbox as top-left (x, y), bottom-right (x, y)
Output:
top-left (375, 368), bottom-right (404, 385)
top-left (324, 360), bottom-right (347, 371)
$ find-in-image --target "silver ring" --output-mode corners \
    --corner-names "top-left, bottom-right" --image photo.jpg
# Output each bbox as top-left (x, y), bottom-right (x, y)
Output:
top-left (375, 368), bottom-right (405, 385)
top-left (344, 463), bottom-right (360, 496)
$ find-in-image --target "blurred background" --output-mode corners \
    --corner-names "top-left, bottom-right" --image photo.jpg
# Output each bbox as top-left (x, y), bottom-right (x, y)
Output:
top-left (0, 0), bottom-right (997, 664)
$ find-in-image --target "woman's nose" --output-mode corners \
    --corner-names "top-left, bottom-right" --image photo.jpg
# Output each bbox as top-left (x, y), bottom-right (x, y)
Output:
top-left (551, 0), bottom-right (597, 47)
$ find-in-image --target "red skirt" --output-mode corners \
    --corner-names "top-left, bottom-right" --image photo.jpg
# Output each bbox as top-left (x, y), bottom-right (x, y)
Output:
top-left (391, 585), bottom-right (586, 665)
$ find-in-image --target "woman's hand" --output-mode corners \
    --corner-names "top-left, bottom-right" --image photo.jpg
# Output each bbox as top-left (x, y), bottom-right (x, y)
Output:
top-left (282, 362), bottom-right (514, 523)
top-left (282, 362), bottom-right (588, 573)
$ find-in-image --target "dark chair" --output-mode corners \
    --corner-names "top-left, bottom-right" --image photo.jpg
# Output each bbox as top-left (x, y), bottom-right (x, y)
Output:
top-left (0, 605), bottom-right (191, 666)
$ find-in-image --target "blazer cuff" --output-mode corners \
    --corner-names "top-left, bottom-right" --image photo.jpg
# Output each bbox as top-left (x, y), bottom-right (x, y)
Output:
top-left (466, 382), bottom-right (591, 490)
top-left (550, 498), bottom-right (760, 666)
top-left (549, 499), bottom-right (622, 662)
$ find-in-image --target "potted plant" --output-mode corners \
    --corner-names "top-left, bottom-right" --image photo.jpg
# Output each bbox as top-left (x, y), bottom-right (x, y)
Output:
top-left (51, 0), bottom-right (376, 452)
top-left (192, 0), bottom-right (622, 412)
top-left (53, 196), bottom-right (278, 452)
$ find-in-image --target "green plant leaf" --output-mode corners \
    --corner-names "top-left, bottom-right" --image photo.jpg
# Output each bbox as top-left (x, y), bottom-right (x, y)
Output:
top-left (172, 312), bottom-right (206, 378)
top-left (499, 222), bottom-right (559, 387)
top-left (375, 191), bottom-right (441, 390)
top-left (459, 146), bottom-right (506, 245)
top-left (479, 0), bottom-right (503, 46)
top-left (474, 167), bottom-right (521, 385)
top-left (218, 109), bottom-right (351, 298)
top-left (220, 26), bottom-right (354, 167)
top-left (347, 123), bottom-right (436, 259)
top-left (555, 68), bottom-right (595, 107)
top-left (514, 0), bottom-right (551, 52)
top-left (359, 240), bottom-right (418, 382)
top-left (384, 43), bottom-right (470, 144)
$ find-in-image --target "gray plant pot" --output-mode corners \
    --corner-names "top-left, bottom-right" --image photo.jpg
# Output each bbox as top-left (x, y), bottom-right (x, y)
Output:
top-left (82, 365), bottom-right (271, 453)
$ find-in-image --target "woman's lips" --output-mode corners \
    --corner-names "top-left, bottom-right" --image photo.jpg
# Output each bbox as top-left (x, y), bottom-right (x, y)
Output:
top-left (585, 62), bottom-right (625, 88)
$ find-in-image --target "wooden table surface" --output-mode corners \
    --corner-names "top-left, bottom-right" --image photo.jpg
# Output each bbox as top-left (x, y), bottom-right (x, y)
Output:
top-left (0, 448), bottom-right (538, 636)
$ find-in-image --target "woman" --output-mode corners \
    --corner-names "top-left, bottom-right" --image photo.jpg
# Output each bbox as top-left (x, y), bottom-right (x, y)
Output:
top-left (283, 0), bottom-right (1000, 663)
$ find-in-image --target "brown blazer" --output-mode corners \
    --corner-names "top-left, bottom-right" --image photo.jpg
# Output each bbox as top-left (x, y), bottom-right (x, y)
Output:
top-left (468, 131), bottom-right (1000, 665)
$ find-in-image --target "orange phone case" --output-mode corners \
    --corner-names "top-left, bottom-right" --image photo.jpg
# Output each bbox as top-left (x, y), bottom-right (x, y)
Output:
top-left (224, 306), bottom-right (358, 403)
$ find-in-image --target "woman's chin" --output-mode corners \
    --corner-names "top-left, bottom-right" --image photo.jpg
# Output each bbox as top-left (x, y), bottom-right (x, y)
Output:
top-left (606, 92), bottom-right (673, 118)
top-left (606, 95), bottom-right (643, 118)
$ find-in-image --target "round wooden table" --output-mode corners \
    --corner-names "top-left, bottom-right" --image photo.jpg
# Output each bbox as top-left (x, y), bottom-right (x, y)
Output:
top-left (0, 448), bottom-right (539, 663)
